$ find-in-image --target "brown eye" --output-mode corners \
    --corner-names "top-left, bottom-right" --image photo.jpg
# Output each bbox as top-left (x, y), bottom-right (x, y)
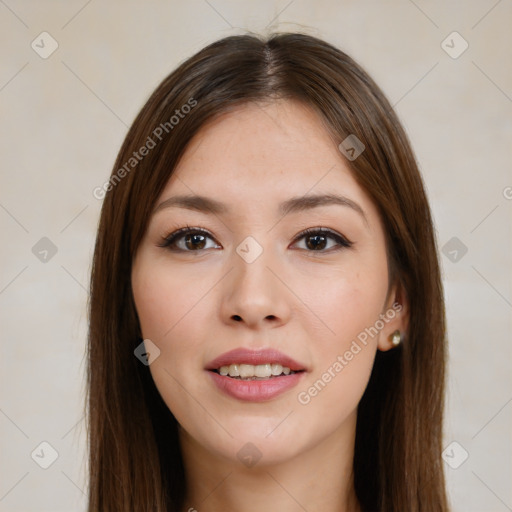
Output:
top-left (293, 228), bottom-right (353, 252)
top-left (184, 233), bottom-right (207, 250)
top-left (159, 227), bottom-right (220, 252)
top-left (305, 233), bottom-right (328, 250)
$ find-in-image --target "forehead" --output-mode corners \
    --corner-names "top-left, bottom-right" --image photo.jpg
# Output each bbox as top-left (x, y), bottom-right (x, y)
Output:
top-left (158, 100), bottom-right (379, 224)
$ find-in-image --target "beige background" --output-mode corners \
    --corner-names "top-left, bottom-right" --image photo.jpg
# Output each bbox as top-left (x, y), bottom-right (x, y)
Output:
top-left (1, 1), bottom-right (511, 511)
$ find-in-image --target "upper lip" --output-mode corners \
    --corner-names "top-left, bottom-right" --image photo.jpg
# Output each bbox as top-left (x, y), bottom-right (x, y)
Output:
top-left (206, 348), bottom-right (307, 372)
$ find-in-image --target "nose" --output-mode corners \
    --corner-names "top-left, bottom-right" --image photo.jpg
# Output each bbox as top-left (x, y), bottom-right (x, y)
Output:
top-left (219, 243), bottom-right (292, 330)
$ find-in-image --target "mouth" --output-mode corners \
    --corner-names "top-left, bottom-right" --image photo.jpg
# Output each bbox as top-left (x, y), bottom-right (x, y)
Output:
top-left (205, 348), bottom-right (307, 402)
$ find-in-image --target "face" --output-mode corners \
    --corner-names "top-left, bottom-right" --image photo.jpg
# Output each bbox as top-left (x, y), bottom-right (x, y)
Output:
top-left (131, 100), bottom-right (406, 467)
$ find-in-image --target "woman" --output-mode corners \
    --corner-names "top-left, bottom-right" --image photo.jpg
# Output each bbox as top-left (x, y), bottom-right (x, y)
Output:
top-left (87, 33), bottom-right (449, 511)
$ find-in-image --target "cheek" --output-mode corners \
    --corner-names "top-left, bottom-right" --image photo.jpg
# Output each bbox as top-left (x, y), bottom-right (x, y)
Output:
top-left (296, 256), bottom-right (389, 350)
top-left (131, 256), bottom-right (218, 407)
top-left (325, 277), bottom-right (386, 341)
top-left (132, 258), bottom-right (217, 426)
top-left (132, 253), bottom-right (218, 382)
top-left (132, 256), bottom-right (214, 346)
top-left (292, 255), bottom-right (387, 404)
top-left (293, 273), bottom-right (382, 428)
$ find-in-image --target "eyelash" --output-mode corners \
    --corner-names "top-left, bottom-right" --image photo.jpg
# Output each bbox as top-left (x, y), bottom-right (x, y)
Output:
top-left (157, 225), bottom-right (353, 253)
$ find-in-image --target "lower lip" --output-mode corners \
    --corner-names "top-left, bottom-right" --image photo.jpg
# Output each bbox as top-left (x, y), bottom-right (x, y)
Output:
top-left (207, 370), bottom-right (305, 402)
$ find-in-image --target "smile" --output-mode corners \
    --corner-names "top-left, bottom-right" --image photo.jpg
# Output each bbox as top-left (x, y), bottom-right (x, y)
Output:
top-left (205, 347), bottom-right (307, 402)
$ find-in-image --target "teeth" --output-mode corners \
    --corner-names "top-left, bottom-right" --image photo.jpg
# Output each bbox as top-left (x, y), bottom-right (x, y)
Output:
top-left (255, 364), bottom-right (272, 377)
top-left (216, 363), bottom-right (296, 379)
top-left (271, 363), bottom-right (283, 375)
top-left (239, 364), bottom-right (255, 378)
top-left (228, 363), bottom-right (239, 376)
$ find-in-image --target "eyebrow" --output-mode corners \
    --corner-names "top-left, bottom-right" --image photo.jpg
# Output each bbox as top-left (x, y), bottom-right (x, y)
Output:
top-left (154, 193), bottom-right (368, 226)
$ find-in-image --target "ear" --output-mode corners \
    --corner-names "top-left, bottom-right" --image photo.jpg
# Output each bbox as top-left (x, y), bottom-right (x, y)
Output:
top-left (377, 280), bottom-right (410, 352)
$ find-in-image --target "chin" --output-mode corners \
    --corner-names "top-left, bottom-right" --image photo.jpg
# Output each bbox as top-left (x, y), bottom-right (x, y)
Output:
top-left (184, 418), bottom-right (307, 468)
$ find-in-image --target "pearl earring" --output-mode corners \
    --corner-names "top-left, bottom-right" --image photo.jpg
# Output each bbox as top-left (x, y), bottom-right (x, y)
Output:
top-left (389, 330), bottom-right (401, 346)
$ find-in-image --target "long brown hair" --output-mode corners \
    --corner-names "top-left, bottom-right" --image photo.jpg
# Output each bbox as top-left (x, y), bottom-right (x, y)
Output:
top-left (87, 32), bottom-right (449, 511)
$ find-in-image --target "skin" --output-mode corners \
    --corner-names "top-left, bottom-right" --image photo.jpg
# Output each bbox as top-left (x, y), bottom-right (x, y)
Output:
top-left (131, 100), bottom-right (409, 512)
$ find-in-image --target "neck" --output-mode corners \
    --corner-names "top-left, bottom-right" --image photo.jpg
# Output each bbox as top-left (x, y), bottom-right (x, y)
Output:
top-left (179, 410), bottom-right (361, 512)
